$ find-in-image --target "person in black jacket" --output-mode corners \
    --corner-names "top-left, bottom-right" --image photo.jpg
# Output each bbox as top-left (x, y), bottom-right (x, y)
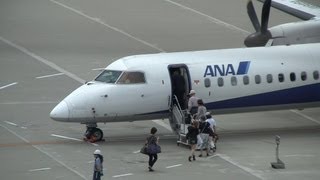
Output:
top-left (186, 120), bottom-right (199, 161)
top-left (146, 127), bottom-right (159, 171)
top-left (172, 69), bottom-right (186, 109)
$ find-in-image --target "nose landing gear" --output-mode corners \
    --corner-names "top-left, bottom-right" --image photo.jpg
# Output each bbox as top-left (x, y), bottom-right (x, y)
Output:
top-left (83, 124), bottom-right (104, 143)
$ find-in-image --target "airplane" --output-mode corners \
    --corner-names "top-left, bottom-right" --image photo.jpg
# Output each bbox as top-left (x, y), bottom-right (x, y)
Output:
top-left (244, 0), bottom-right (320, 47)
top-left (50, 42), bottom-right (320, 141)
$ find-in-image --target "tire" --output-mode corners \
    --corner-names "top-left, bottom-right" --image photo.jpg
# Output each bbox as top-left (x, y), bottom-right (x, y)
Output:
top-left (93, 128), bottom-right (104, 141)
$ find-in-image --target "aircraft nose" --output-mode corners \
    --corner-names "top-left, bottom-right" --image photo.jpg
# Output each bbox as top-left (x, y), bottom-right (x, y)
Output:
top-left (50, 101), bottom-right (70, 121)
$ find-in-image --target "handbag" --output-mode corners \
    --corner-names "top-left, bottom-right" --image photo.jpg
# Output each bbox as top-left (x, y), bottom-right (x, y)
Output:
top-left (140, 144), bottom-right (148, 155)
top-left (147, 143), bottom-right (161, 154)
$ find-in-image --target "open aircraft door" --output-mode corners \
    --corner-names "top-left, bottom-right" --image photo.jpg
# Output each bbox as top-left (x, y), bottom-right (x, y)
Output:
top-left (167, 65), bottom-right (191, 134)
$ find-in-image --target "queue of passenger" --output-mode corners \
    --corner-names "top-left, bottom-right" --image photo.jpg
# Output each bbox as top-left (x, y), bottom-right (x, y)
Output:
top-left (90, 89), bottom-right (218, 177)
top-left (186, 90), bottom-right (219, 161)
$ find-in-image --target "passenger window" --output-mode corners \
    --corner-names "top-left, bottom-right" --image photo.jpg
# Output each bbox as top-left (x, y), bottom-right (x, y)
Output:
top-left (290, 72), bottom-right (296, 82)
top-left (204, 78), bottom-right (211, 88)
top-left (278, 73), bottom-right (284, 82)
top-left (243, 75), bottom-right (249, 85)
top-left (217, 77), bottom-right (224, 87)
top-left (301, 71), bottom-right (307, 81)
top-left (313, 71), bottom-right (319, 80)
top-left (266, 74), bottom-right (273, 83)
top-left (117, 71), bottom-right (146, 84)
top-left (231, 76), bottom-right (237, 86)
top-left (255, 75), bottom-right (261, 84)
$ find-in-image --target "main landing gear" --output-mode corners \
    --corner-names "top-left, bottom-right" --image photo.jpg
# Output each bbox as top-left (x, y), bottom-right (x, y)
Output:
top-left (83, 123), bottom-right (104, 143)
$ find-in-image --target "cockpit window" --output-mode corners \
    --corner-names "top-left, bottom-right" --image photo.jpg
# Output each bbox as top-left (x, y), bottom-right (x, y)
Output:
top-left (117, 71), bottom-right (146, 84)
top-left (95, 70), bottom-right (122, 83)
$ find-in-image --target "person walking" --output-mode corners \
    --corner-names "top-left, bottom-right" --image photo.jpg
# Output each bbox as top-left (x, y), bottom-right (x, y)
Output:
top-left (186, 120), bottom-right (199, 161)
top-left (206, 112), bottom-right (218, 151)
top-left (93, 149), bottom-right (104, 180)
top-left (188, 90), bottom-right (199, 116)
top-left (195, 99), bottom-right (207, 120)
top-left (146, 127), bottom-right (160, 171)
top-left (198, 120), bottom-right (211, 157)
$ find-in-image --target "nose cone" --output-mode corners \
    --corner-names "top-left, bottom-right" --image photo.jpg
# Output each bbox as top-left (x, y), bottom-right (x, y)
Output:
top-left (50, 101), bottom-right (70, 121)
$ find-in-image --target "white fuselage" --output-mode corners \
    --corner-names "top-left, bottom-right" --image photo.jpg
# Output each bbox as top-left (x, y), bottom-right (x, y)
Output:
top-left (50, 43), bottom-right (320, 123)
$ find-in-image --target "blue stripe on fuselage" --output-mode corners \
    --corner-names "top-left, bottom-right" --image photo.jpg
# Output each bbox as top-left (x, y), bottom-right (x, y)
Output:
top-left (137, 83), bottom-right (320, 116)
top-left (206, 83), bottom-right (320, 110)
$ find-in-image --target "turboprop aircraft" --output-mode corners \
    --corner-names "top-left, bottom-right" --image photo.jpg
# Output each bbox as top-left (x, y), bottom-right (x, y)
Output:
top-left (244, 0), bottom-right (320, 47)
top-left (50, 42), bottom-right (320, 141)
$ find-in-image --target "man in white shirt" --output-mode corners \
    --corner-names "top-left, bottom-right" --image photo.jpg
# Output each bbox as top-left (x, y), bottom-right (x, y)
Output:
top-left (188, 90), bottom-right (199, 116)
top-left (205, 112), bottom-right (218, 151)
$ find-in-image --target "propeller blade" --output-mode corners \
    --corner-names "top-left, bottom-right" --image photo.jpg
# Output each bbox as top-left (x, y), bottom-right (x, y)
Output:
top-left (247, 0), bottom-right (261, 32)
top-left (261, 0), bottom-right (271, 32)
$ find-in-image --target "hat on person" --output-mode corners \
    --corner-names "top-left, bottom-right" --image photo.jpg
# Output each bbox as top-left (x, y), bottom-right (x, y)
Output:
top-left (189, 90), bottom-right (196, 95)
top-left (93, 149), bottom-right (101, 155)
top-left (205, 112), bottom-right (212, 118)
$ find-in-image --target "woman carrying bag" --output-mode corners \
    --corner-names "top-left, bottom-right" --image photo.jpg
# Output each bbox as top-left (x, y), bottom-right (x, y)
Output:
top-left (186, 120), bottom-right (199, 162)
top-left (145, 127), bottom-right (160, 171)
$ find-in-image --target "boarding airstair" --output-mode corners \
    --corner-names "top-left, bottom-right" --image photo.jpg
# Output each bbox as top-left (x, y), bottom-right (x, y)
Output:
top-left (169, 96), bottom-right (190, 146)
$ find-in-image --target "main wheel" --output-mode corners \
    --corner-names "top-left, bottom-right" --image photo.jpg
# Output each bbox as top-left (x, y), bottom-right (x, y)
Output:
top-left (92, 128), bottom-right (104, 141)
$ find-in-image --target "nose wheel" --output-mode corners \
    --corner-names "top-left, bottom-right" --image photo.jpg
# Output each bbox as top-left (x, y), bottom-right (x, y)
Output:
top-left (84, 125), bottom-right (104, 142)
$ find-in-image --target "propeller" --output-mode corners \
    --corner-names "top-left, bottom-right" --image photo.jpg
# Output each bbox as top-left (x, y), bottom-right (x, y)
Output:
top-left (244, 0), bottom-right (272, 47)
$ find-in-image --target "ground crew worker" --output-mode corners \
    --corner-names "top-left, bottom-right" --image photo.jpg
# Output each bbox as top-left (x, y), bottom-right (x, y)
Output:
top-left (93, 149), bottom-right (104, 180)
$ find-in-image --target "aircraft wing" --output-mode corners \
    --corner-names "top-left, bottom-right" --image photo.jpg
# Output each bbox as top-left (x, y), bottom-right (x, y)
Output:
top-left (258, 0), bottom-right (320, 20)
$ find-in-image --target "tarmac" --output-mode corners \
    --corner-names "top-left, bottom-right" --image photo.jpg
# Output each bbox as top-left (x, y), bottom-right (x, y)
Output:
top-left (1, 0), bottom-right (320, 180)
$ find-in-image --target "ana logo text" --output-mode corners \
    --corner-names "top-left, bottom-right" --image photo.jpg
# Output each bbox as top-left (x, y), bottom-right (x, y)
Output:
top-left (204, 61), bottom-right (251, 77)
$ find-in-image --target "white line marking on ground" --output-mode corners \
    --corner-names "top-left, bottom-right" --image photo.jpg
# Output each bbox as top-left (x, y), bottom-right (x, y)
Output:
top-left (4, 121), bottom-right (17, 126)
top-left (217, 154), bottom-right (265, 180)
top-left (112, 173), bottom-right (133, 178)
top-left (152, 120), bottom-right (172, 132)
top-left (21, 127), bottom-right (27, 129)
top-left (50, 0), bottom-right (164, 52)
top-left (51, 134), bottom-right (83, 141)
top-left (0, 101), bottom-right (58, 105)
top-left (29, 167), bottom-right (51, 172)
top-left (166, 164), bottom-right (182, 168)
top-left (92, 68), bottom-right (104, 71)
top-left (164, 0), bottom-right (250, 35)
top-left (0, 36), bottom-right (85, 84)
top-left (207, 154), bottom-right (218, 159)
top-left (133, 150), bottom-right (140, 154)
top-left (90, 142), bottom-right (99, 147)
top-left (163, 134), bottom-right (175, 137)
top-left (36, 73), bottom-right (64, 79)
top-left (285, 154), bottom-right (315, 158)
top-left (290, 110), bottom-right (320, 125)
top-left (0, 124), bottom-right (87, 180)
top-left (0, 82), bottom-right (18, 90)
